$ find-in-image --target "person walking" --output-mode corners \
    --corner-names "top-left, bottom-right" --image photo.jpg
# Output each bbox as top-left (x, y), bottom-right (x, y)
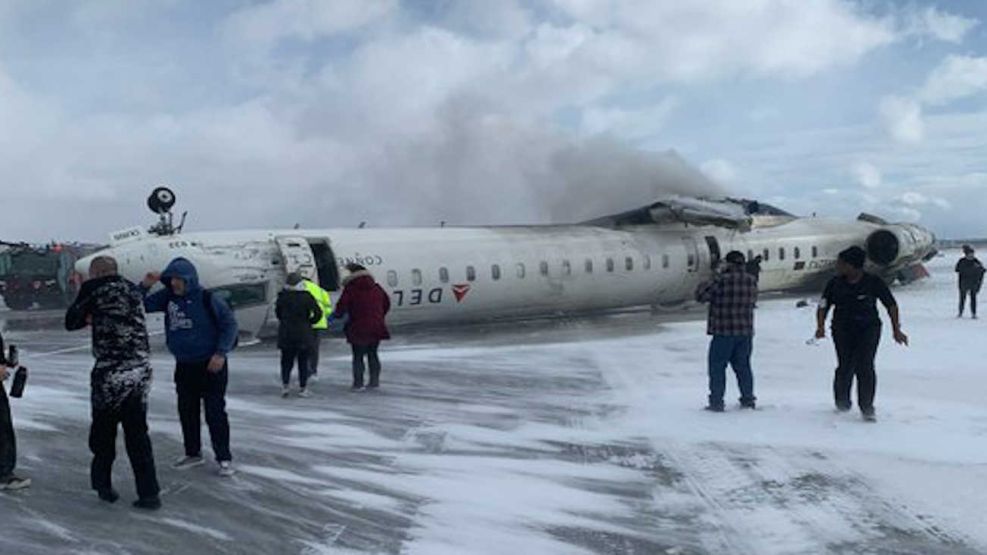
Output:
top-left (816, 246), bottom-right (908, 422)
top-left (333, 264), bottom-right (390, 390)
top-left (695, 251), bottom-right (759, 412)
top-left (745, 255), bottom-right (763, 284)
top-left (141, 257), bottom-right (238, 477)
top-left (955, 245), bottom-right (985, 319)
top-left (302, 278), bottom-right (333, 380)
top-left (65, 256), bottom-right (160, 509)
top-left (0, 331), bottom-right (30, 491)
top-left (276, 273), bottom-right (323, 397)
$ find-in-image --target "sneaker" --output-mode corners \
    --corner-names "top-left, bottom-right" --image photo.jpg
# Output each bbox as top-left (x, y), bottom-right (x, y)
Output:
top-left (298, 388), bottom-right (311, 398)
top-left (133, 497), bottom-right (162, 510)
top-left (307, 374), bottom-right (319, 383)
top-left (350, 385), bottom-right (365, 392)
top-left (172, 455), bottom-right (205, 470)
top-left (281, 385), bottom-right (291, 398)
top-left (0, 474), bottom-right (31, 491)
top-left (836, 403), bottom-right (852, 412)
top-left (218, 461), bottom-right (236, 477)
top-left (97, 488), bottom-right (120, 503)
top-left (861, 409), bottom-right (877, 422)
top-left (366, 383), bottom-right (380, 390)
top-left (704, 404), bottom-right (725, 413)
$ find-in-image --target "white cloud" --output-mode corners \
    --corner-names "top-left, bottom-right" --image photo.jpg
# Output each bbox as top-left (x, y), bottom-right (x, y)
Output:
top-left (852, 162), bottom-right (882, 189)
top-left (901, 191), bottom-right (929, 206)
top-left (919, 55), bottom-right (987, 106)
top-left (879, 54), bottom-right (987, 144)
top-left (224, 0), bottom-right (397, 46)
top-left (879, 95), bottom-right (924, 144)
top-left (903, 5), bottom-right (978, 43)
top-left (546, 0), bottom-right (896, 81)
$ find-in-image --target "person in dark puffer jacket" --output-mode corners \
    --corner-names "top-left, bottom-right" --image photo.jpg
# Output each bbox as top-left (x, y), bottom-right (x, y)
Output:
top-left (276, 273), bottom-right (322, 398)
top-left (66, 256), bottom-right (160, 509)
top-left (333, 264), bottom-right (390, 390)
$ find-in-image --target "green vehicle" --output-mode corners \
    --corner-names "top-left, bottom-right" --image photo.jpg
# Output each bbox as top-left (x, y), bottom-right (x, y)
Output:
top-left (0, 242), bottom-right (98, 311)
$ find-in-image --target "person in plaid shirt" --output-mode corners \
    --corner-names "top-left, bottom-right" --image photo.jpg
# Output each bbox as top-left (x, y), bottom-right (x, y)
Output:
top-left (695, 250), bottom-right (758, 411)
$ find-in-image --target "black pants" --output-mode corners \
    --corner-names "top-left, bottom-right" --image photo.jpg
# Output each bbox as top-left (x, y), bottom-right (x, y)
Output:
top-left (959, 286), bottom-right (978, 316)
top-left (89, 392), bottom-right (160, 499)
top-left (280, 347), bottom-right (311, 388)
top-left (0, 385), bottom-right (16, 478)
top-left (351, 343), bottom-right (381, 388)
top-left (309, 332), bottom-right (325, 375)
top-left (832, 324), bottom-right (881, 412)
top-left (175, 360), bottom-right (232, 462)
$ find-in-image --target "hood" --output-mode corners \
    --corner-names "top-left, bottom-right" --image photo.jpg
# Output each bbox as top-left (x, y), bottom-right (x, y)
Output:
top-left (343, 270), bottom-right (375, 289)
top-left (284, 281), bottom-right (308, 292)
top-left (161, 257), bottom-right (201, 293)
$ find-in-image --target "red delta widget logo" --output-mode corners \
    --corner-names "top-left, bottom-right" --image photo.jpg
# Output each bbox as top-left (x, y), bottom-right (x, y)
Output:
top-left (452, 284), bottom-right (471, 303)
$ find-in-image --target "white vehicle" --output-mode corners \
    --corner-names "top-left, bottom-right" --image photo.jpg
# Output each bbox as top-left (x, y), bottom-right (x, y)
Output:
top-left (78, 189), bottom-right (937, 338)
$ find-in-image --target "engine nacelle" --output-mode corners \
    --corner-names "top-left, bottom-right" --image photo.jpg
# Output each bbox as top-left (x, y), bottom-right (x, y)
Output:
top-left (866, 224), bottom-right (936, 268)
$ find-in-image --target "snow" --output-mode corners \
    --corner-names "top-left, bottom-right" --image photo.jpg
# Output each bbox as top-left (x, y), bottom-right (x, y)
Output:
top-left (0, 250), bottom-right (984, 554)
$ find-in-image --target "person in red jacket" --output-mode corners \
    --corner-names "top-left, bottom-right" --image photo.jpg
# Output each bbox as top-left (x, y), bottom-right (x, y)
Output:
top-left (333, 264), bottom-right (391, 390)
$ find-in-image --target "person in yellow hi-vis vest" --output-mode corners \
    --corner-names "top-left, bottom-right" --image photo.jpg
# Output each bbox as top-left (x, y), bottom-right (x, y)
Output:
top-left (303, 278), bottom-right (333, 379)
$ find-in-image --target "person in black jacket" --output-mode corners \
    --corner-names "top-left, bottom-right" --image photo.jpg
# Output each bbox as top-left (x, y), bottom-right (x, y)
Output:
top-left (955, 245), bottom-right (985, 319)
top-left (276, 273), bottom-right (322, 398)
top-left (0, 331), bottom-right (30, 491)
top-left (65, 256), bottom-right (160, 509)
top-left (815, 247), bottom-right (908, 422)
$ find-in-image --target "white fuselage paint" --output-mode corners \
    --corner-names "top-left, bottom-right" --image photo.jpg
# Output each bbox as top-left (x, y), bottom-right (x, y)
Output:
top-left (79, 216), bottom-right (935, 337)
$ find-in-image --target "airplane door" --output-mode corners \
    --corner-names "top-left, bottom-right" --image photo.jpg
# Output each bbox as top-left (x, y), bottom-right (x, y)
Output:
top-left (683, 237), bottom-right (700, 273)
top-left (275, 236), bottom-right (319, 282)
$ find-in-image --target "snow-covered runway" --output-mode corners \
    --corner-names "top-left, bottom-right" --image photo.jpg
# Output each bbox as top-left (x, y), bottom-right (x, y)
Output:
top-left (1, 252), bottom-right (984, 554)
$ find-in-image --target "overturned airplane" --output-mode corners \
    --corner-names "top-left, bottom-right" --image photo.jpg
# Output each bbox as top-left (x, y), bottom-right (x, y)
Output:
top-left (78, 189), bottom-right (937, 337)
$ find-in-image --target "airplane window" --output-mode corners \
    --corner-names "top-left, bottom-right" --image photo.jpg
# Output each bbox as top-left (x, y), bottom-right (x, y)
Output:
top-left (643, 255), bottom-right (652, 270)
top-left (491, 265), bottom-right (501, 281)
top-left (585, 259), bottom-right (593, 273)
top-left (763, 248), bottom-right (770, 262)
top-left (466, 266), bottom-right (476, 282)
top-left (662, 254), bottom-right (669, 269)
top-left (540, 261), bottom-right (549, 276)
top-left (412, 269), bottom-right (422, 286)
top-left (606, 258), bottom-right (615, 272)
top-left (794, 247), bottom-right (801, 260)
top-left (387, 270), bottom-right (398, 287)
top-left (209, 283), bottom-right (267, 309)
top-left (812, 246), bottom-right (819, 258)
top-left (562, 260), bottom-right (571, 276)
top-left (625, 257), bottom-right (633, 271)
top-left (516, 263), bottom-right (525, 279)
top-left (779, 248), bottom-right (786, 261)
top-left (439, 267), bottom-right (449, 283)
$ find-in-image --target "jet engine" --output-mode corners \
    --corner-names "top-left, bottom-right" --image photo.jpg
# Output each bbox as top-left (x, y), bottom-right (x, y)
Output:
top-left (864, 223), bottom-right (937, 269)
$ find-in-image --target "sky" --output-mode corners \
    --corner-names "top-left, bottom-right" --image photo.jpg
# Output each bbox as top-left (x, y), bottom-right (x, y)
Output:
top-left (1, 0), bottom-right (986, 242)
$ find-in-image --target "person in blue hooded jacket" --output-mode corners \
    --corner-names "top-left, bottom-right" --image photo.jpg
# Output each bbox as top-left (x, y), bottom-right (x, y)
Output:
top-left (141, 257), bottom-right (238, 477)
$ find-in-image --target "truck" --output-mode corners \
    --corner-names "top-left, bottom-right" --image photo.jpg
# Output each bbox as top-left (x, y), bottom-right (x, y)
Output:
top-left (0, 241), bottom-right (99, 310)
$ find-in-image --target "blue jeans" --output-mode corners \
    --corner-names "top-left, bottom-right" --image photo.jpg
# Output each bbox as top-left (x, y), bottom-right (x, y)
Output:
top-left (707, 335), bottom-right (755, 407)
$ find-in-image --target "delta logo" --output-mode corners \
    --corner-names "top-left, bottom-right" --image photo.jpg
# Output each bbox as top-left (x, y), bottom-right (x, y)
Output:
top-left (452, 283), bottom-right (472, 303)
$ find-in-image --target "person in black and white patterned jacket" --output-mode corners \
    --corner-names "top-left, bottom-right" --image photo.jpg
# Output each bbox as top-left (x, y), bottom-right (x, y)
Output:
top-left (66, 256), bottom-right (161, 510)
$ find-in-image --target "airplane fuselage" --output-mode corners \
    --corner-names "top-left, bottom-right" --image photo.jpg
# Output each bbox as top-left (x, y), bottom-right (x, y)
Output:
top-left (84, 214), bottom-right (936, 337)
